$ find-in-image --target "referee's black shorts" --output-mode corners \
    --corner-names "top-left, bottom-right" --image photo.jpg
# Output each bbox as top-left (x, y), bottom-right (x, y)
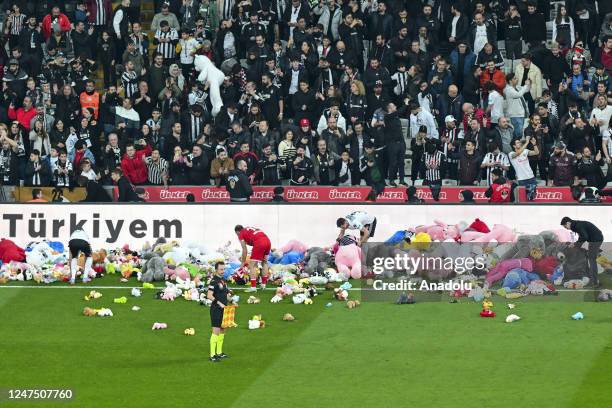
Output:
top-left (210, 305), bottom-right (223, 328)
top-left (68, 239), bottom-right (92, 258)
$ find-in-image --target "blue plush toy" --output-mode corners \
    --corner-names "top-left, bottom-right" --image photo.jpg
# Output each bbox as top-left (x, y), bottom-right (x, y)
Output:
top-left (501, 268), bottom-right (540, 291)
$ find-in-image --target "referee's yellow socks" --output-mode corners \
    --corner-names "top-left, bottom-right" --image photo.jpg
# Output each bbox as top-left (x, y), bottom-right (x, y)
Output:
top-left (217, 333), bottom-right (225, 355)
top-left (210, 334), bottom-right (218, 357)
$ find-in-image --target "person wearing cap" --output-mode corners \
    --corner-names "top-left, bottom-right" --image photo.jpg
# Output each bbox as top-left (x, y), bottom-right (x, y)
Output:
top-left (561, 216), bottom-right (603, 287)
top-left (548, 141), bottom-right (577, 187)
top-left (3, 58), bottom-right (28, 100)
top-left (440, 114), bottom-right (463, 180)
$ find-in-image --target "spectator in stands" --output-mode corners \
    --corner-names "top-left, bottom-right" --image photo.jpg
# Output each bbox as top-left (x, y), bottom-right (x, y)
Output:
top-left (111, 167), bottom-right (139, 202)
top-left (25, 149), bottom-right (51, 186)
top-left (485, 168), bottom-right (516, 203)
top-left (548, 141), bottom-right (577, 187)
top-left (121, 141), bottom-right (152, 185)
top-left (456, 140), bottom-right (482, 186)
top-left (509, 137), bottom-right (539, 201)
top-left (576, 146), bottom-right (606, 189)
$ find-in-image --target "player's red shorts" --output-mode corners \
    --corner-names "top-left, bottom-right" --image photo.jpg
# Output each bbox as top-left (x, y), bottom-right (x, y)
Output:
top-left (250, 237), bottom-right (271, 262)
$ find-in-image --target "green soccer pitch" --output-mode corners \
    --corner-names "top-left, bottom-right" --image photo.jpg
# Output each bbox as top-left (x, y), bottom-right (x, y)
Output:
top-left (1, 276), bottom-right (612, 408)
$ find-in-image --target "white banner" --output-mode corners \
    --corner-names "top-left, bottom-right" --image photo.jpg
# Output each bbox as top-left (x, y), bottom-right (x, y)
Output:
top-left (0, 205), bottom-right (610, 249)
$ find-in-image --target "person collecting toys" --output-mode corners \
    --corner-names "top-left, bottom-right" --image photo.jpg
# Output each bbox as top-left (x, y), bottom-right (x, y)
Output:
top-left (235, 225), bottom-right (271, 292)
top-left (68, 228), bottom-right (93, 285)
top-left (207, 261), bottom-right (231, 362)
top-left (336, 211), bottom-right (377, 245)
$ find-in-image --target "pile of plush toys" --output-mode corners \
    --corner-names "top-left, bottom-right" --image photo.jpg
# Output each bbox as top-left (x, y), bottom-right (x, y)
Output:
top-left (1, 217), bottom-right (611, 302)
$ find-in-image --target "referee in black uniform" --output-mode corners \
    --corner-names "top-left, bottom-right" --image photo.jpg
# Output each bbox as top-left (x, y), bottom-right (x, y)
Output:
top-left (207, 262), bottom-right (231, 362)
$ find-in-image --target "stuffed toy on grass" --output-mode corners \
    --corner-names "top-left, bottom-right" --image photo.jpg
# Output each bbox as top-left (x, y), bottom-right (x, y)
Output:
top-left (303, 247), bottom-right (332, 275)
top-left (140, 252), bottom-right (166, 282)
top-left (485, 258), bottom-right (533, 287)
top-left (334, 238), bottom-right (362, 280)
top-left (0, 238), bottom-right (25, 263)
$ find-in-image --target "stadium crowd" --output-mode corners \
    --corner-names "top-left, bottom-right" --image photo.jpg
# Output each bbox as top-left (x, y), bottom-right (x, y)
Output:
top-left (0, 0), bottom-right (611, 202)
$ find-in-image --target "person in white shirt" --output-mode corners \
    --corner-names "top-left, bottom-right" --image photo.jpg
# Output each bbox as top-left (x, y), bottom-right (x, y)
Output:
top-left (589, 95), bottom-right (612, 138)
top-left (504, 73), bottom-right (531, 138)
top-left (336, 211), bottom-right (377, 243)
top-left (508, 137), bottom-right (539, 200)
top-left (178, 29), bottom-right (199, 78)
top-left (409, 103), bottom-right (439, 139)
top-left (603, 128), bottom-right (612, 180)
top-left (485, 82), bottom-right (504, 128)
top-left (68, 229), bottom-right (93, 285)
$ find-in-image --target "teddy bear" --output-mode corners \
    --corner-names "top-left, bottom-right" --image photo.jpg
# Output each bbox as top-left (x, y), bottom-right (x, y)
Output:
top-left (163, 265), bottom-right (191, 281)
top-left (303, 247), bottom-right (332, 275)
top-left (194, 55), bottom-right (225, 117)
top-left (140, 252), bottom-right (166, 282)
top-left (460, 224), bottom-right (516, 243)
top-left (0, 238), bottom-right (25, 263)
top-left (162, 246), bottom-right (190, 265)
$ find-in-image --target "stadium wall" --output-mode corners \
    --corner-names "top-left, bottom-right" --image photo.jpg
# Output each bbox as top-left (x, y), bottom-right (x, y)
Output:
top-left (0, 205), bottom-right (610, 248)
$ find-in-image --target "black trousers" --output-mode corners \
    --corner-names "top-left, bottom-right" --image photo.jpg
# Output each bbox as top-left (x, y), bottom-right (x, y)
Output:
top-left (387, 140), bottom-right (406, 181)
top-left (587, 242), bottom-right (602, 285)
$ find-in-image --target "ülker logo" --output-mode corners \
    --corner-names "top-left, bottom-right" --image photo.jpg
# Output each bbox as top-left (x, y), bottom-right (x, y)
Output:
top-left (535, 191), bottom-right (562, 200)
top-left (378, 191), bottom-right (403, 199)
top-left (329, 189), bottom-right (362, 200)
top-left (201, 189), bottom-right (229, 199)
top-left (416, 191), bottom-right (447, 200)
top-left (286, 189), bottom-right (319, 200)
top-left (159, 190), bottom-right (188, 200)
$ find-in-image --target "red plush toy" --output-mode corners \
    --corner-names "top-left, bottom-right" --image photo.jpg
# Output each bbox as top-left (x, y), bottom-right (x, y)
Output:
top-left (0, 239), bottom-right (25, 263)
top-left (468, 218), bottom-right (490, 233)
top-left (480, 310), bottom-right (496, 317)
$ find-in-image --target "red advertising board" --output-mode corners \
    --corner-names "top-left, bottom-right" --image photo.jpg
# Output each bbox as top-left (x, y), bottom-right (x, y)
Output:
top-left (115, 186), bottom-right (493, 203)
top-left (114, 185), bottom-right (612, 203)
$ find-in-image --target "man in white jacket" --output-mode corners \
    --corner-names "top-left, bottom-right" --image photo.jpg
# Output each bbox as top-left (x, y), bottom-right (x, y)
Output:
top-left (409, 103), bottom-right (438, 139)
top-left (504, 72), bottom-right (531, 137)
top-left (514, 54), bottom-right (542, 114)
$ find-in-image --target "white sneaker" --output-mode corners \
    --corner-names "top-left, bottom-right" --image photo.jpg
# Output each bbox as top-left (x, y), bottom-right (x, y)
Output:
top-left (244, 287), bottom-right (257, 293)
top-left (260, 284), bottom-right (266, 290)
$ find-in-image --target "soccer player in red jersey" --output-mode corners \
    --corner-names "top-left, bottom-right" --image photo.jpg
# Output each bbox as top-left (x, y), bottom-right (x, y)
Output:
top-left (234, 225), bottom-right (271, 292)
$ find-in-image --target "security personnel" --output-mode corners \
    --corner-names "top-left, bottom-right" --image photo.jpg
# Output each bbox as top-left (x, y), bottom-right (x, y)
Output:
top-left (207, 261), bottom-right (231, 362)
top-left (561, 217), bottom-right (604, 287)
top-left (79, 80), bottom-right (100, 119)
top-left (226, 159), bottom-right (253, 202)
top-left (485, 169), bottom-right (516, 203)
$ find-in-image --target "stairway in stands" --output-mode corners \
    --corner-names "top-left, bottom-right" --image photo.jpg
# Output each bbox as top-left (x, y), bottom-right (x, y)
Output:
top-left (92, 0), bottom-right (156, 90)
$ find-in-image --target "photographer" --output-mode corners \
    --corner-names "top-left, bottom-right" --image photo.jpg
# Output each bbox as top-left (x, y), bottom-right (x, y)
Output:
top-left (187, 144), bottom-right (210, 185)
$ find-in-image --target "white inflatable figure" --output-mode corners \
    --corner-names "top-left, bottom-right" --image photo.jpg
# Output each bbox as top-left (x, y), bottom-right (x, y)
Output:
top-left (194, 55), bottom-right (225, 117)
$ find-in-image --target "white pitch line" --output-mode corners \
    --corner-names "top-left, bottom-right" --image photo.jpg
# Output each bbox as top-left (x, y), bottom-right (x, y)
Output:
top-left (0, 285), bottom-right (599, 293)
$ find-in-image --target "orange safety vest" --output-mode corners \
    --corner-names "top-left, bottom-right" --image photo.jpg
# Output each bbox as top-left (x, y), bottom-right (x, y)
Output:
top-left (80, 91), bottom-right (100, 119)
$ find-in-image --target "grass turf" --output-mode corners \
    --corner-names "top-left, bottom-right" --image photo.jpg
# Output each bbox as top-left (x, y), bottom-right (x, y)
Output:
top-left (1, 276), bottom-right (612, 408)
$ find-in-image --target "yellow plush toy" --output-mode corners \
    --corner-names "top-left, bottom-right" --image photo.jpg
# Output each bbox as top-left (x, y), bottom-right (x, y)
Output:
top-left (597, 256), bottom-right (612, 272)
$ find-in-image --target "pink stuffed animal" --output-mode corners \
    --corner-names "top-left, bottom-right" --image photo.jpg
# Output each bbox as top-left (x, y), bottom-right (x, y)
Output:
top-left (485, 258), bottom-right (533, 286)
top-left (152, 322), bottom-right (168, 330)
top-left (163, 265), bottom-right (190, 281)
top-left (335, 242), bottom-right (362, 279)
top-left (279, 240), bottom-right (308, 254)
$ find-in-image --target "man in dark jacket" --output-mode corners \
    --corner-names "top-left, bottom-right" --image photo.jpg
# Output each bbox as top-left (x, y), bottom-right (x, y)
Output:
top-left (227, 159), bottom-right (253, 202)
top-left (111, 168), bottom-right (139, 202)
top-left (522, 2), bottom-right (547, 45)
top-left (561, 216), bottom-right (604, 286)
top-left (188, 144), bottom-right (210, 185)
top-left (383, 102), bottom-right (407, 186)
top-left (78, 176), bottom-right (112, 202)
